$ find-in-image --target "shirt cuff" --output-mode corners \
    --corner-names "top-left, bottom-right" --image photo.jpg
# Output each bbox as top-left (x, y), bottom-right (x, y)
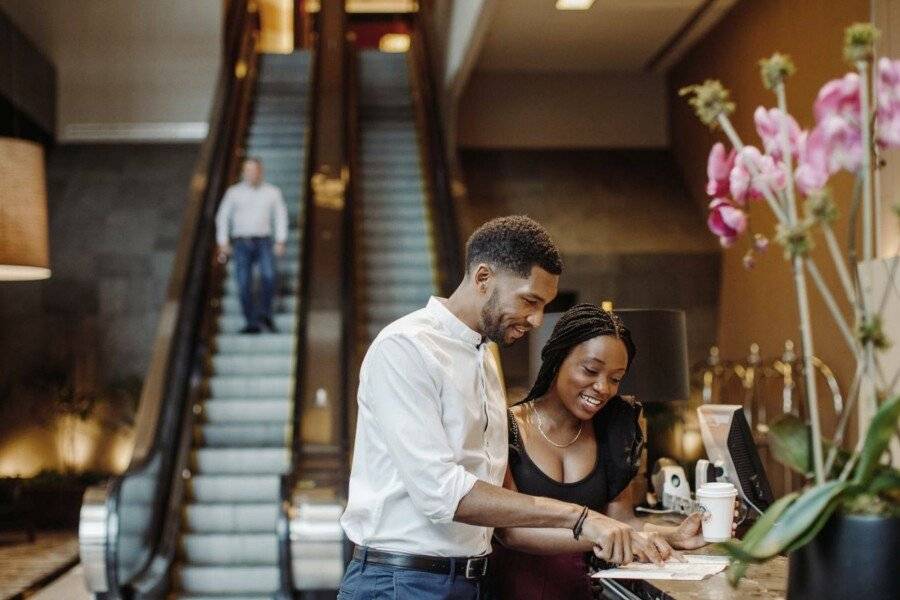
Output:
top-left (434, 469), bottom-right (478, 525)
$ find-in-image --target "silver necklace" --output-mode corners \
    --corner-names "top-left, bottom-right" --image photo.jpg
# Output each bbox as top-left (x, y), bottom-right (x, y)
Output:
top-left (532, 402), bottom-right (583, 448)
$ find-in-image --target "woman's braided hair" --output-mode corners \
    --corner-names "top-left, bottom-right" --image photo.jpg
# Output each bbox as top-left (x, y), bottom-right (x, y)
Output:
top-left (523, 303), bottom-right (636, 403)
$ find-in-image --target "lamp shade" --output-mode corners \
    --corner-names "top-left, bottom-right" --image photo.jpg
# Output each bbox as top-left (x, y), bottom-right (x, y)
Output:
top-left (617, 309), bottom-right (689, 402)
top-left (0, 137), bottom-right (50, 281)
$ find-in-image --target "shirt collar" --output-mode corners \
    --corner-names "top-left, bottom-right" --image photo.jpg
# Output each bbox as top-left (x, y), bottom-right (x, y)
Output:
top-left (426, 296), bottom-right (484, 348)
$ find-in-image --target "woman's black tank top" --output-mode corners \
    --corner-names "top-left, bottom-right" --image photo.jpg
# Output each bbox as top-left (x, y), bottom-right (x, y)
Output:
top-left (507, 396), bottom-right (643, 511)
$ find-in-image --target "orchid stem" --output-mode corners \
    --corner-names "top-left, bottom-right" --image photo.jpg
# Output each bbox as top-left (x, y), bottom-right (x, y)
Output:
top-left (822, 223), bottom-right (858, 310)
top-left (824, 360), bottom-right (864, 475)
top-left (805, 259), bottom-right (858, 353)
top-left (858, 60), bottom-right (874, 263)
top-left (776, 83), bottom-right (799, 219)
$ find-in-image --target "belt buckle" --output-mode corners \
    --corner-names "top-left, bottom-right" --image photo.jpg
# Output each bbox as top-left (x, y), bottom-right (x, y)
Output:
top-left (465, 557), bottom-right (487, 579)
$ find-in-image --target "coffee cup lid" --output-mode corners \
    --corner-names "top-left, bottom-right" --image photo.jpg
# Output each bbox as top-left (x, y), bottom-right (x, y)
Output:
top-left (697, 482), bottom-right (737, 498)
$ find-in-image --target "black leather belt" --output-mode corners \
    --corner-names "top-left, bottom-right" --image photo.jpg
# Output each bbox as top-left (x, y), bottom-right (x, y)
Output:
top-left (352, 546), bottom-right (489, 579)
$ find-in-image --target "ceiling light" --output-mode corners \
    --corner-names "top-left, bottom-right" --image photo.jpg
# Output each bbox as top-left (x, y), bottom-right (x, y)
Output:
top-left (556, 0), bottom-right (595, 10)
top-left (379, 33), bottom-right (410, 53)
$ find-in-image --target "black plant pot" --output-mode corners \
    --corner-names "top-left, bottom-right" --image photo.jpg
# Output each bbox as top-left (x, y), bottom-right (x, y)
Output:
top-left (787, 512), bottom-right (900, 600)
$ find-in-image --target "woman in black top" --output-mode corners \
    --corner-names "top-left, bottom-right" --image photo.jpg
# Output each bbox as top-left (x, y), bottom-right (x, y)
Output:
top-left (487, 305), bottom-right (711, 600)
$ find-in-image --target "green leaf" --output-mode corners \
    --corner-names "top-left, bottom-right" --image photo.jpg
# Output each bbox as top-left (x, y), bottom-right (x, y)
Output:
top-left (782, 491), bottom-right (846, 553)
top-left (854, 394), bottom-right (900, 487)
top-left (722, 492), bottom-right (799, 586)
top-left (868, 468), bottom-right (900, 497)
top-left (732, 481), bottom-right (850, 561)
top-left (768, 414), bottom-right (812, 476)
top-left (721, 492), bottom-right (798, 563)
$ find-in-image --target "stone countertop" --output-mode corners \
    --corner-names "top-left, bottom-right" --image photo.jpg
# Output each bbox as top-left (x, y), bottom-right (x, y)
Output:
top-left (598, 514), bottom-right (787, 600)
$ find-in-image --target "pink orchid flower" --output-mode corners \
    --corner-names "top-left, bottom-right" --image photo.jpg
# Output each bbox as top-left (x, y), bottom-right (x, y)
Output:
top-left (876, 58), bottom-right (900, 148)
top-left (795, 127), bottom-right (830, 194)
top-left (706, 142), bottom-right (736, 197)
top-left (814, 73), bottom-right (861, 123)
top-left (707, 199), bottom-right (748, 247)
top-left (730, 145), bottom-right (786, 203)
top-left (754, 106), bottom-right (801, 161)
top-left (818, 114), bottom-right (863, 173)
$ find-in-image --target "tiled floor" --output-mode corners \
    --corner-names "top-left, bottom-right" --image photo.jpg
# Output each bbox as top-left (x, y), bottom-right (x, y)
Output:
top-left (0, 531), bottom-right (79, 599)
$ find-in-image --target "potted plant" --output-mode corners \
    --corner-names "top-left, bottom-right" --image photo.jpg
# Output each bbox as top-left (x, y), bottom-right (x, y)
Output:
top-left (680, 23), bottom-right (899, 599)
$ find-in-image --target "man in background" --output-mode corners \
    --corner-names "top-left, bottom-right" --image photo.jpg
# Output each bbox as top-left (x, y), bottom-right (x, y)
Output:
top-left (215, 157), bottom-right (288, 334)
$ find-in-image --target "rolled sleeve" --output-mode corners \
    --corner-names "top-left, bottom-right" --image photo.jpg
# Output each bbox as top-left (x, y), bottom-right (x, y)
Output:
top-left (364, 335), bottom-right (478, 524)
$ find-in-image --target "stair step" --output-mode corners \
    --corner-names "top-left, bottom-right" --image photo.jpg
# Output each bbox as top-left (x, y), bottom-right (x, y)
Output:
top-left (194, 423), bottom-right (290, 447)
top-left (191, 448), bottom-right (290, 474)
top-left (215, 333), bottom-right (295, 354)
top-left (217, 313), bottom-right (297, 334)
top-left (173, 565), bottom-right (279, 594)
top-left (180, 533), bottom-right (278, 565)
top-left (187, 475), bottom-right (281, 502)
top-left (207, 374), bottom-right (294, 399)
top-left (183, 503), bottom-right (280, 534)
top-left (220, 295), bottom-right (298, 316)
top-left (202, 399), bottom-right (292, 423)
top-left (211, 354), bottom-right (295, 376)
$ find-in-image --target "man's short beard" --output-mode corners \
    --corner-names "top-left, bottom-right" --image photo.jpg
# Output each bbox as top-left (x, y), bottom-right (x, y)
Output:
top-left (479, 289), bottom-right (510, 346)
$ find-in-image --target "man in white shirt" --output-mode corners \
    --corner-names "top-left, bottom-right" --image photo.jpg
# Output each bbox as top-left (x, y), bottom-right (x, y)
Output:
top-left (215, 157), bottom-right (288, 334)
top-left (339, 216), bottom-right (669, 599)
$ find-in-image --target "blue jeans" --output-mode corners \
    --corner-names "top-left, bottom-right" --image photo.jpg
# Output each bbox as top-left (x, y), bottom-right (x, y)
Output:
top-left (232, 236), bottom-right (276, 328)
top-left (337, 558), bottom-right (480, 600)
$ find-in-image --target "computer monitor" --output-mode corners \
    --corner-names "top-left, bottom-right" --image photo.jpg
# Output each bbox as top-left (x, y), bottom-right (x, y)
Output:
top-left (697, 404), bottom-right (775, 513)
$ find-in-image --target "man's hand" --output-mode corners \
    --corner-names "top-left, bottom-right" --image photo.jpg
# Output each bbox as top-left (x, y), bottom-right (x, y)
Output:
top-left (274, 242), bottom-right (286, 257)
top-left (217, 243), bottom-right (232, 263)
top-left (582, 512), bottom-right (678, 566)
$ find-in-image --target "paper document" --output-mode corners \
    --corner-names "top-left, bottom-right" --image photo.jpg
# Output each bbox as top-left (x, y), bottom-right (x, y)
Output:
top-left (592, 554), bottom-right (730, 581)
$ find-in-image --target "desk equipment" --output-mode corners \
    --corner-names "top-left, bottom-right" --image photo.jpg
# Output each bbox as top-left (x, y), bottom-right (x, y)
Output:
top-left (697, 404), bottom-right (774, 514)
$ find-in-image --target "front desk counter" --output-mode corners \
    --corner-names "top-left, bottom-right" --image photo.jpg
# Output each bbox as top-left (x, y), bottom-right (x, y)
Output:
top-left (595, 514), bottom-right (788, 600)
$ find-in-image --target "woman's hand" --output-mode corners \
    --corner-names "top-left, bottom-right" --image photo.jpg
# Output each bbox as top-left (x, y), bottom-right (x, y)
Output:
top-left (665, 501), bottom-right (741, 550)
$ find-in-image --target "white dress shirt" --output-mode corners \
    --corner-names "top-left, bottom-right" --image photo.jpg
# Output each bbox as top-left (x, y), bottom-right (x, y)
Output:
top-left (340, 297), bottom-right (508, 557)
top-left (214, 181), bottom-right (288, 246)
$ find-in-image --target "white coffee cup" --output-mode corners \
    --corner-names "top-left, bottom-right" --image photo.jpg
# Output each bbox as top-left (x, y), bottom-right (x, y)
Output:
top-left (695, 482), bottom-right (737, 542)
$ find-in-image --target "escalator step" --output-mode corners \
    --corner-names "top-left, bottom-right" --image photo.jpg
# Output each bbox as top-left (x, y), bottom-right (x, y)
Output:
top-left (206, 374), bottom-right (294, 398)
top-left (187, 475), bottom-right (281, 503)
top-left (183, 502), bottom-right (279, 534)
top-left (202, 399), bottom-right (292, 423)
top-left (194, 423), bottom-right (290, 447)
top-left (190, 448), bottom-right (290, 474)
top-left (180, 533), bottom-right (279, 565)
top-left (173, 564), bottom-right (278, 595)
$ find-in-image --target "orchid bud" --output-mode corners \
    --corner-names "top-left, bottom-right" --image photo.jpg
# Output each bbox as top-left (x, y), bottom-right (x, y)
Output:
top-left (680, 80), bottom-right (736, 128)
top-left (805, 189), bottom-right (839, 224)
top-left (759, 53), bottom-right (796, 90)
top-left (844, 23), bottom-right (879, 63)
top-left (753, 233), bottom-right (770, 252)
top-left (775, 221), bottom-right (815, 260)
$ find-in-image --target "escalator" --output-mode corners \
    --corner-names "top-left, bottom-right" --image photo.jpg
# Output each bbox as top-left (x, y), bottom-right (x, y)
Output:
top-left (77, 2), bottom-right (318, 597)
top-left (172, 51), bottom-right (312, 599)
top-left (355, 49), bottom-right (440, 347)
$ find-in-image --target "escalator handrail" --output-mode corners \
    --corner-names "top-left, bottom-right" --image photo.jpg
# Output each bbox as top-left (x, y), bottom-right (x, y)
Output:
top-left (410, 12), bottom-right (464, 297)
top-left (277, 38), bottom-right (322, 598)
top-left (101, 1), bottom-right (260, 594)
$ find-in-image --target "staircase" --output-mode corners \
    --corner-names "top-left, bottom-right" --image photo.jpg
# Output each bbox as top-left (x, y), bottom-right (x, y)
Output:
top-left (170, 51), bottom-right (312, 600)
top-left (357, 50), bottom-right (438, 344)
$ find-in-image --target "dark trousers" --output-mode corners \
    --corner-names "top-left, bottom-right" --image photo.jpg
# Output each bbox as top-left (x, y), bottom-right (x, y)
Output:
top-left (232, 236), bottom-right (276, 328)
top-left (338, 557), bottom-right (480, 600)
